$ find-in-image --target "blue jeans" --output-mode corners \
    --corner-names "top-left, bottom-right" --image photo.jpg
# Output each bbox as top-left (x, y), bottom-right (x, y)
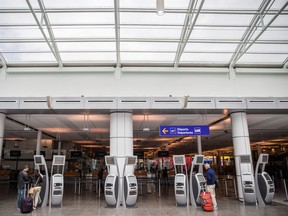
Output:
top-left (17, 189), bottom-right (25, 208)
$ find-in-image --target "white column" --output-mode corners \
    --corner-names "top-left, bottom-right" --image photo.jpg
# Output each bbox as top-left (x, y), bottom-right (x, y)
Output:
top-left (36, 130), bottom-right (42, 155)
top-left (57, 140), bottom-right (62, 155)
top-left (0, 113), bottom-right (6, 162)
top-left (197, 136), bottom-right (203, 174)
top-left (230, 112), bottom-right (253, 201)
top-left (110, 111), bottom-right (133, 176)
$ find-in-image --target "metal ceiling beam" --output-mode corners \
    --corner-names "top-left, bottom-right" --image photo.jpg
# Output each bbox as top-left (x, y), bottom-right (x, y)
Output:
top-left (25, 0), bottom-right (63, 67)
top-left (283, 57), bottom-right (288, 69)
top-left (230, 1), bottom-right (288, 67)
top-left (1, 38), bottom-right (287, 44)
top-left (0, 8), bottom-right (287, 15)
top-left (174, 0), bottom-right (196, 68)
top-left (113, 0), bottom-right (121, 68)
top-left (0, 52), bottom-right (7, 68)
top-left (174, 0), bottom-right (205, 68)
top-left (37, 0), bottom-right (63, 67)
top-left (229, 0), bottom-right (272, 69)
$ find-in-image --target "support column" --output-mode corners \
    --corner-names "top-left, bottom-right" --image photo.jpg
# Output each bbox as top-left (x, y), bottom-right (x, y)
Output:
top-left (57, 141), bottom-right (62, 155)
top-left (230, 112), bottom-right (253, 201)
top-left (110, 111), bottom-right (133, 205)
top-left (0, 113), bottom-right (6, 162)
top-left (36, 130), bottom-right (42, 155)
top-left (197, 136), bottom-right (203, 174)
top-left (110, 111), bottom-right (133, 175)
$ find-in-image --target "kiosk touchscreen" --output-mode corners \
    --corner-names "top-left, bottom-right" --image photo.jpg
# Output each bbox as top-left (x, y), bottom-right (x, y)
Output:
top-left (239, 155), bottom-right (256, 205)
top-left (173, 155), bottom-right (188, 207)
top-left (255, 154), bottom-right (274, 205)
top-left (189, 155), bottom-right (206, 206)
top-left (34, 155), bottom-right (49, 208)
top-left (104, 156), bottom-right (120, 208)
top-left (123, 156), bottom-right (138, 208)
top-left (50, 155), bottom-right (66, 207)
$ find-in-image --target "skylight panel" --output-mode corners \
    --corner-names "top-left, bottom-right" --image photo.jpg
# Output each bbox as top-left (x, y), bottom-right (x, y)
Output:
top-left (57, 42), bottom-right (116, 52)
top-left (237, 54), bottom-right (288, 63)
top-left (53, 27), bottom-right (115, 39)
top-left (60, 52), bottom-right (116, 62)
top-left (121, 42), bottom-right (178, 52)
top-left (3, 52), bottom-right (56, 62)
top-left (48, 12), bottom-right (114, 25)
top-left (121, 52), bottom-right (175, 62)
top-left (120, 27), bottom-right (182, 39)
top-left (180, 53), bottom-right (232, 62)
top-left (120, 13), bottom-right (185, 25)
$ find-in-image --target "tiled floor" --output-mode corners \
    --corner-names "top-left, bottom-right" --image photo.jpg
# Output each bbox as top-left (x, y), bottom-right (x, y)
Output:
top-left (0, 183), bottom-right (287, 216)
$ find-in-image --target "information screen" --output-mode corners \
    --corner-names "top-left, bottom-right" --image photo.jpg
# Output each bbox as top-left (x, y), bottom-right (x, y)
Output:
top-left (70, 151), bottom-right (82, 158)
top-left (10, 150), bottom-right (21, 157)
top-left (240, 155), bottom-right (251, 164)
top-left (173, 156), bottom-right (185, 165)
top-left (262, 155), bottom-right (268, 163)
top-left (34, 156), bottom-right (42, 165)
top-left (106, 157), bottom-right (115, 165)
top-left (196, 156), bottom-right (204, 164)
top-left (127, 157), bottom-right (136, 165)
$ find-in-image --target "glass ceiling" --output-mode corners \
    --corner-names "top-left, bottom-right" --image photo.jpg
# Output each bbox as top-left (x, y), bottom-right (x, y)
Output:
top-left (0, 0), bottom-right (287, 68)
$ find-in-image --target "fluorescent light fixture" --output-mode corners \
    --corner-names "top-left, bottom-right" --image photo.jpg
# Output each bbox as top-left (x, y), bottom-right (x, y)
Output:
top-left (156, 0), bottom-right (165, 16)
top-left (24, 127), bottom-right (31, 131)
top-left (143, 128), bottom-right (150, 132)
top-left (83, 128), bottom-right (90, 131)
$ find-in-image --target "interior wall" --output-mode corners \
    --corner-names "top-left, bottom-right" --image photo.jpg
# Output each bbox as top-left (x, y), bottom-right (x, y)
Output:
top-left (0, 70), bottom-right (287, 97)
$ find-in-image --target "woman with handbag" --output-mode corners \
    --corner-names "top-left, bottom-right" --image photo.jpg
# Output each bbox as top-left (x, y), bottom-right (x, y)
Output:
top-left (29, 169), bottom-right (43, 210)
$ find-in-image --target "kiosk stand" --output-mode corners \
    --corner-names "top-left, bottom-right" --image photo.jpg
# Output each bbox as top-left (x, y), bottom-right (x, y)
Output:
top-left (49, 155), bottom-right (66, 207)
top-left (122, 156), bottom-right (138, 208)
top-left (239, 155), bottom-right (257, 205)
top-left (255, 154), bottom-right (275, 206)
top-left (104, 156), bottom-right (120, 208)
top-left (173, 155), bottom-right (189, 207)
top-left (189, 155), bottom-right (206, 207)
top-left (34, 155), bottom-right (49, 208)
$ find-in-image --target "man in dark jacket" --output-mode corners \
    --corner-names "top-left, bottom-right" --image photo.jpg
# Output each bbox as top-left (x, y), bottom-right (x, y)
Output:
top-left (204, 163), bottom-right (218, 209)
top-left (17, 164), bottom-right (29, 210)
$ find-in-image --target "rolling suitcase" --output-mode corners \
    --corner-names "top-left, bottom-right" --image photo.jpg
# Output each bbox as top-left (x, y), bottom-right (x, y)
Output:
top-left (200, 191), bottom-right (214, 212)
top-left (21, 182), bottom-right (33, 214)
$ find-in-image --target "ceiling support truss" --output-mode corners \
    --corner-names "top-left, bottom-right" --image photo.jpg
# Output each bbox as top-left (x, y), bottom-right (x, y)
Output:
top-left (26, 0), bottom-right (63, 67)
top-left (114, 0), bottom-right (121, 68)
top-left (229, 0), bottom-right (288, 69)
top-left (174, 0), bottom-right (205, 68)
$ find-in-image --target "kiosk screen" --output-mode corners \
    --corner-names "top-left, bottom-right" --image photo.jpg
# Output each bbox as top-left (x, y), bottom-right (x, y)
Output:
top-left (106, 157), bottom-right (115, 165)
top-left (127, 157), bottom-right (136, 165)
top-left (35, 156), bottom-right (42, 165)
top-left (174, 156), bottom-right (184, 165)
top-left (240, 155), bottom-right (251, 163)
top-left (197, 175), bottom-right (205, 182)
top-left (262, 155), bottom-right (268, 163)
top-left (196, 156), bottom-right (204, 164)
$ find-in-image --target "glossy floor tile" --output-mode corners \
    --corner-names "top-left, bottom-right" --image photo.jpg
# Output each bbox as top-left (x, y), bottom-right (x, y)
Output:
top-left (0, 183), bottom-right (287, 216)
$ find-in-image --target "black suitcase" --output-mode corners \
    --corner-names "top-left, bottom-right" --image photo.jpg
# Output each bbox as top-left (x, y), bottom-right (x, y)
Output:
top-left (20, 182), bottom-right (33, 214)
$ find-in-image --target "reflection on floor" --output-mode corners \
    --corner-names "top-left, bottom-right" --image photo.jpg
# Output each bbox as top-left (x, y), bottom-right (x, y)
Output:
top-left (0, 183), bottom-right (287, 216)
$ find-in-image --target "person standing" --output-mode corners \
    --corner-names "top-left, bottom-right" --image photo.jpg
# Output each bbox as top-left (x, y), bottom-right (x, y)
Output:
top-left (204, 163), bottom-right (218, 210)
top-left (17, 165), bottom-right (30, 210)
top-left (29, 169), bottom-right (43, 209)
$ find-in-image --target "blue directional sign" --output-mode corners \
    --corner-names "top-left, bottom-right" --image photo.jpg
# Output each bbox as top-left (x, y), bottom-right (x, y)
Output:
top-left (159, 125), bottom-right (210, 136)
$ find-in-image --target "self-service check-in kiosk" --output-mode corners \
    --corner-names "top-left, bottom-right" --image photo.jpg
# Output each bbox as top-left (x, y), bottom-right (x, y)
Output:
top-left (50, 155), bottom-right (66, 207)
top-left (104, 156), bottom-right (120, 208)
top-left (189, 155), bottom-right (206, 207)
top-left (34, 155), bottom-right (49, 207)
top-left (239, 155), bottom-right (256, 205)
top-left (255, 154), bottom-right (274, 206)
top-left (173, 155), bottom-right (189, 207)
top-left (123, 156), bottom-right (138, 207)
